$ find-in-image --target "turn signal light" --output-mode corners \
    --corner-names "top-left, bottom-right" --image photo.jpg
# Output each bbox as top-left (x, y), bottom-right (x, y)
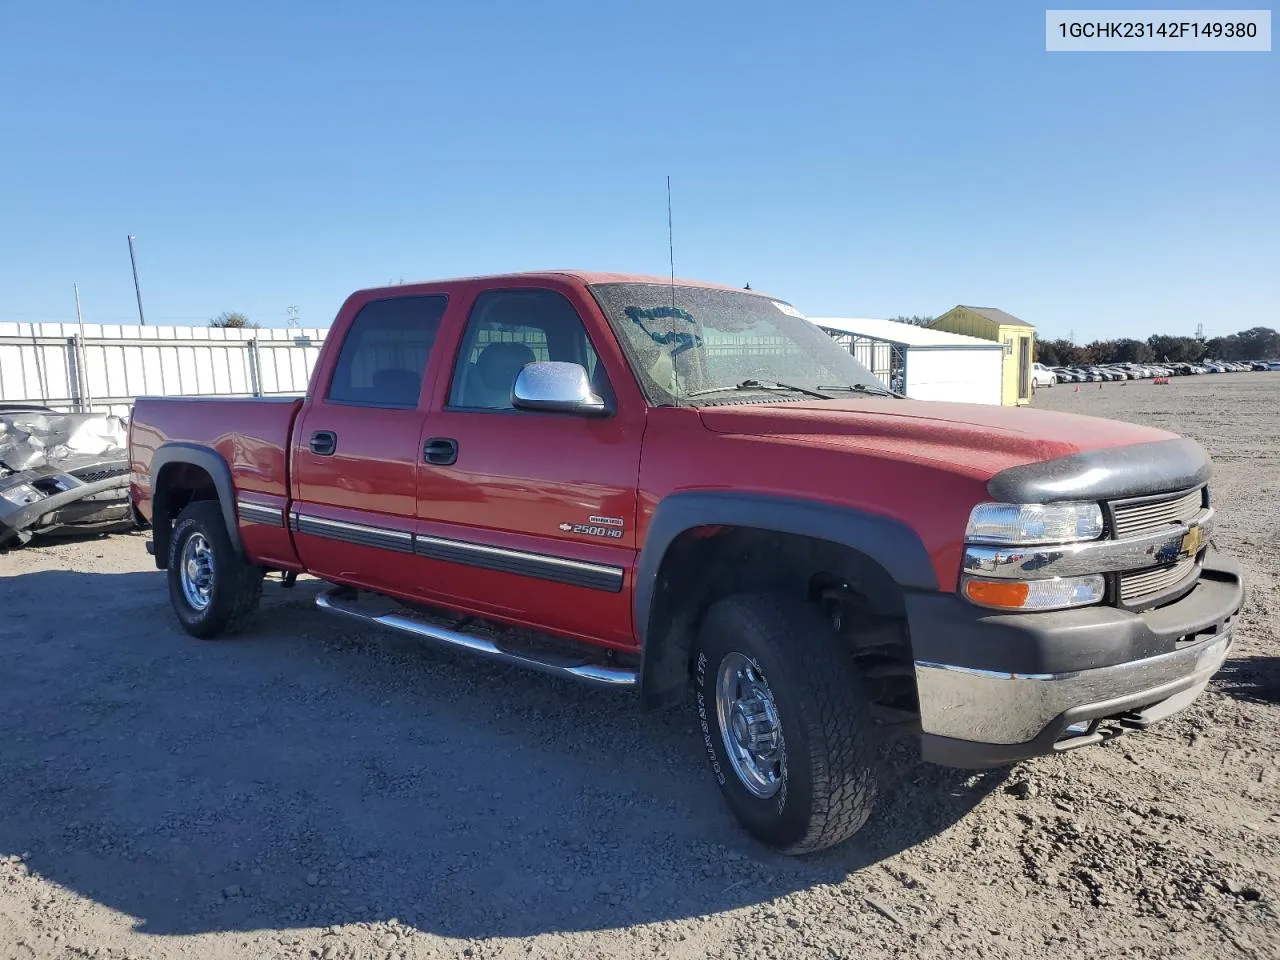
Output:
top-left (963, 580), bottom-right (1030, 608)
top-left (962, 574), bottom-right (1105, 611)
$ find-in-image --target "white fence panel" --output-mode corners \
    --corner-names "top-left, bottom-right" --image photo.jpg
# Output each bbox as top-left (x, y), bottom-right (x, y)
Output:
top-left (0, 322), bottom-right (329, 418)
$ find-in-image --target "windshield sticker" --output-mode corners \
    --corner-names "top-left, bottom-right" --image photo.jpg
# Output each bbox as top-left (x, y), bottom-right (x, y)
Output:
top-left (772, 301), bottom-right (806, 319)
top-left (623, 305), bottom-right (703, 357)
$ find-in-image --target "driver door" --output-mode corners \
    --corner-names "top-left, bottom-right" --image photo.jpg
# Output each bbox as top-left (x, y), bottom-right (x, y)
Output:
top-left (413, 282), bottom-right (645, 649)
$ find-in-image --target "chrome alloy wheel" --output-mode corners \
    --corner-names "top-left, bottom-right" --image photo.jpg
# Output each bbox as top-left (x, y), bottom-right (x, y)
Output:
top-left (180, 532), bottom-right (215, 611)
top-left (715, 652), bottom-right (785, 799)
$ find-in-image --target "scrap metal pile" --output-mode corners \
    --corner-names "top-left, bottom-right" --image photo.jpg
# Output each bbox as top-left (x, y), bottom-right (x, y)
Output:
top-left (0, 405), bottom-right (136, 549)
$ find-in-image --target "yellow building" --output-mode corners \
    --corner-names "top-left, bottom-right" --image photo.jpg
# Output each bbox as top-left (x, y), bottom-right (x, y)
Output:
top-left (929, 306), bottom-right (1036, 406)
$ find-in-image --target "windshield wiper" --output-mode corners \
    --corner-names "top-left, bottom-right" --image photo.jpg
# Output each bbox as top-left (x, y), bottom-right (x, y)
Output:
top-left (816, 383), bottom-right (902, 399)
top-left (684, 379), bottom-right (834, 400)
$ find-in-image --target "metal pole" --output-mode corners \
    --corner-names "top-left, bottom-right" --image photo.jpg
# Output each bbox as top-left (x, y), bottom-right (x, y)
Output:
top-left (74, 283), bottom-right (93, 412)
top-left (127, 234), bottom-right (146, 325)
top-left (248, 337), bottom-right (262, 397)
top-left (27, 322), bottom-right (50, 406)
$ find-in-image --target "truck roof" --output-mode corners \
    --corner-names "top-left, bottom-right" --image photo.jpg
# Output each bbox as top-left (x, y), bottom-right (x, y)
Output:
top-left (349, 270), bottom-right (772, 299)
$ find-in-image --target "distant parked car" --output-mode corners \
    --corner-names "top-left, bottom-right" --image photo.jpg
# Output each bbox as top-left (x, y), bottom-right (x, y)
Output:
top-left (1250, 361), bottom-right (1269, 371)
top-left (1031, 362), bottom-right (1057, 388)
top-left (1051, 367), bottom-right (1078, 383)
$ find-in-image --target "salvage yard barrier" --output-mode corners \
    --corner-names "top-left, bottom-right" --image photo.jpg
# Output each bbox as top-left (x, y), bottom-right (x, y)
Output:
top-left (0, 322), bottom-right (327, 417)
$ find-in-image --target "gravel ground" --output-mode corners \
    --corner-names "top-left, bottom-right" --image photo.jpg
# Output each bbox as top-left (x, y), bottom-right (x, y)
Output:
top-left (1, 373), bottom-right (1276, 960)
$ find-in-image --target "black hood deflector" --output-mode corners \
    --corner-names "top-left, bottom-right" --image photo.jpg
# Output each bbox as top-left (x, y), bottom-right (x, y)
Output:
top-left (987, 437), bottom-right (1211, 504)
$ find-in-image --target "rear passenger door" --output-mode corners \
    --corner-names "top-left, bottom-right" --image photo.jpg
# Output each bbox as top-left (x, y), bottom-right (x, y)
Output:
top-left (413, 283), bottom-right (645, 649)
top-left (291, 291), bottom-right (454, 599)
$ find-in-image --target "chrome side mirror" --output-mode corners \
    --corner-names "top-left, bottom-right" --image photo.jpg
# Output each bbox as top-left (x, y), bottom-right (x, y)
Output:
top-left (512, 361), bottom-right (608, 416)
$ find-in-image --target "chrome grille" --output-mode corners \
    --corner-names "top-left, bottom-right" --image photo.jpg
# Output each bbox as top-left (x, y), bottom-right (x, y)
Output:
top-left (1111, 488), bottom-right (1203, 539)
top-left (1119, 557), bottom-right (1198, 603)
top-left (70, 465), bottom-right (129, 484)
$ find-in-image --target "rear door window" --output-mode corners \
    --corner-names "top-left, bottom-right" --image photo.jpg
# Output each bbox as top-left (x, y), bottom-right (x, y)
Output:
top-left (326, 295), bottom-right (448, 407)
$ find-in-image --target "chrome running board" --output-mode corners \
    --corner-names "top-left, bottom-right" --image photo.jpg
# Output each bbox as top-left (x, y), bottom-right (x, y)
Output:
top-left (315, 587), bottom-right (638, 688)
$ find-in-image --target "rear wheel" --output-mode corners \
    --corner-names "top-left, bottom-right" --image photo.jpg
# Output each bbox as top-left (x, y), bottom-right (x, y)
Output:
top-left (691, 592), bottom-right (879, 854)
top-left (167, 501), bottom-right (263, 639)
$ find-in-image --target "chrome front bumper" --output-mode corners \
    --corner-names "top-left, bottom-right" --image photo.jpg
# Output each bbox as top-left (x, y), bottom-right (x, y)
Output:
top-left (917, 624), bottom-right (1231, 744)
top-left (907, 550), bottom-right (1243, 768)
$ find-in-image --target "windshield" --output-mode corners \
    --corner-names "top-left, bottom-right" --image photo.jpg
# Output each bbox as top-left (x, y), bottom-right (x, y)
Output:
top-left (587, 282), bottom-right (887, 405)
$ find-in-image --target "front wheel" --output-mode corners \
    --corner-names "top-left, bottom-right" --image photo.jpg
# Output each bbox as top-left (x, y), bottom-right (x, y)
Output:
top-left (691, 593), bottom-right (879, 854)
top-left (167, 501), bottom-right (264, 639)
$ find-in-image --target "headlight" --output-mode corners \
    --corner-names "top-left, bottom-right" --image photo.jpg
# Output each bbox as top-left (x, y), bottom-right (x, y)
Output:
top-left (965, 502), bottom-right (1103, 545)
top-left (962, 574), bottom-right (1106, 611)
top-left (0, 483), bottom-right (44, 507)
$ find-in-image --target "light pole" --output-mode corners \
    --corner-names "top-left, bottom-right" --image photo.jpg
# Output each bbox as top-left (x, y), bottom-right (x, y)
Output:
top-left (127, 234), bottom-right (146, 325)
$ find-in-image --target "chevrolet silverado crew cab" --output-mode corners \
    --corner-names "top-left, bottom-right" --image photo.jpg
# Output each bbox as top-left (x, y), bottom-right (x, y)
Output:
top-left (129, 272), bottom-right (1244, 854)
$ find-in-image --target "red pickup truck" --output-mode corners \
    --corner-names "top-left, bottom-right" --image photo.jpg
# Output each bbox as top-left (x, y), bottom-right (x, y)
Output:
top-left (129, 272), bottom-right (1244, 854)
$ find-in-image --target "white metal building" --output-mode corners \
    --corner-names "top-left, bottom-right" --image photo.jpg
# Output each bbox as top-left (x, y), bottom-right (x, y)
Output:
top-left (809, 317), bottom-right (1005, 405)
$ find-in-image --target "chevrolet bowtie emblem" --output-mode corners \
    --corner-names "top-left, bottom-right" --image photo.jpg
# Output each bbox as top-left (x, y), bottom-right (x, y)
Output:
top-left (1180, 524), bottom-right (1204, 555)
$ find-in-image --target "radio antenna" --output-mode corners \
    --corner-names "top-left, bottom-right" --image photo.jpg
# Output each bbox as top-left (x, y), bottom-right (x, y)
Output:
top-left (666, 176), bottom-right (683, 407)
top-left (666, 175), bottom-right (676, 309)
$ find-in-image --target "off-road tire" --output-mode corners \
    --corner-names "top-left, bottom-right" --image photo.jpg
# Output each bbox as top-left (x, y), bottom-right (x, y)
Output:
top-left (692, 592), bottom-right (879, 854)
top-left (167, 501), bottom-right (263, 639)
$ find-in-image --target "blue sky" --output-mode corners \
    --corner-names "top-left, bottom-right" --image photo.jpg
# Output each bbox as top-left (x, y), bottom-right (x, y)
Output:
top-left (1, 1), bottom-right (1275, 342)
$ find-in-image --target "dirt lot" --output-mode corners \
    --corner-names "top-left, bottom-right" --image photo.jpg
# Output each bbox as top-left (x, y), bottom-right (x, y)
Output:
top-left (1, 373), bottom-right (1276, 960)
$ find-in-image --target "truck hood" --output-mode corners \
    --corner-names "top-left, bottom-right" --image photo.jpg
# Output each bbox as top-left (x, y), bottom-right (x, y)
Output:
top-left (696, 398), bottom-right (1208, 501)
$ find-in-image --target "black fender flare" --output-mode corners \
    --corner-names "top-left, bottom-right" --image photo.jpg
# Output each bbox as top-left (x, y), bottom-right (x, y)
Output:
top-left (150, 442), bottom-right (242, 567)
top-left (633, 491), bottom-right (939, 707)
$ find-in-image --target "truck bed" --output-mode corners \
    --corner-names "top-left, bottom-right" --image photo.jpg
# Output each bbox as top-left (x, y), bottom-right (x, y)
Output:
top-left (129, 395), bottom-right (304, 567)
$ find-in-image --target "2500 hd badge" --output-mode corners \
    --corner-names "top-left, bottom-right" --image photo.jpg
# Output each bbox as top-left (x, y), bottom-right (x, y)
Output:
top-left (558, 515), bottom-right (625, 539)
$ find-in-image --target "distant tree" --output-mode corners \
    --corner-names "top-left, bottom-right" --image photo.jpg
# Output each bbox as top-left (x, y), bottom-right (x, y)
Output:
top-left (1110, 338), bottom-right (1154, 363)
top-left (886, 315), bottom-right (934, 327)
top-left (1199, 330), bottom-right (1280, 361)
top-left (1146, 334), bottom-right (1205, 363)
top-left (209, 311), bottom-right (258, 329)
top-left (1080, 340), bottom-right (1116, 365)
top-left (1203, 335), bottom-right (1233, 361)
top-left (1231, 326), bottom-right (1280, 360)
top-left (1036, 338), bottom-right (1083, 366)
